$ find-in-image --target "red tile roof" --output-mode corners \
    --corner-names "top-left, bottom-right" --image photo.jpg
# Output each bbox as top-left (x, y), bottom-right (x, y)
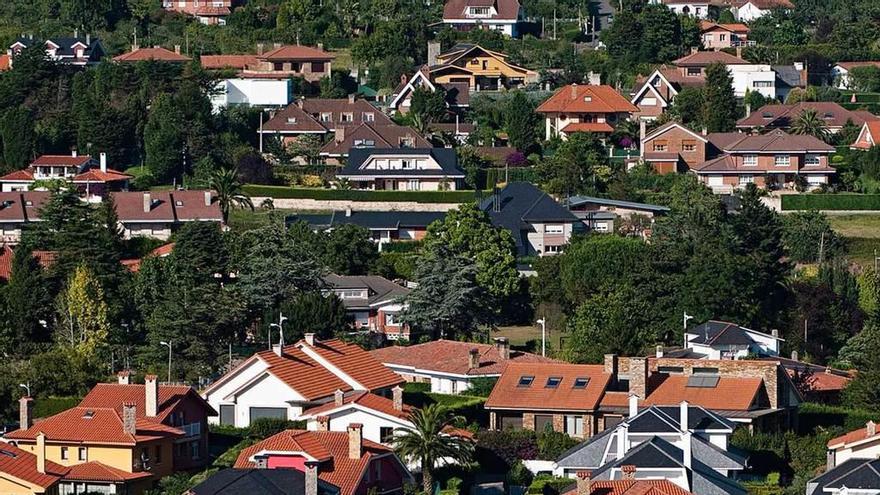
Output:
top-left (200, 54), bottom-right (260, 70)
top-left (0, 169), bottom-right (35, 181)
top-left (828, 424), bottom-right (880, 448)
top-left (562, 122), bottom-right (615, 134)
top-left (234, 430), bottom-right (392, 495)
top-left (72, 168), bottom-right (132, 183)
top-left (371, 339), bottom-right (557, 376)
top-left (443, 0), bottom-right (521, 21)
top-left (738, 102), bottom-right (876, 129)
top-left (732, 0), bottom-right (793, 9)
top-left (64, 461), bottom-right (153, 482)
top-left (261, 104), bottom-right (327, 133)
top-left (643, 375), bottom-right (763, 410)
top-left (31, 155), bottom-right (93, 167)
top-left (562, 479), bottom-right (694, 495)
top-left (303, 391), bottom-right (413, 420)
top-left (319, 123), bottom-right (430, 156)
top-left (111, 190), bottom-right (223, 222)
top-left (0, 245), bottom-right (12, 281)
top-left (537, 85), bottom-right (638, 114)
top-left (4, 407), bottom-right (184, 445)
top-left (853, 121), bottom-right (880, 150)
top-left (0, 192), bottom-right (50, 223)
top-left (484, 362), bottom-right (611, 412)
top-left (0, 54), bottom-right (10, 71)
top-left (699, 21), bottom-right (749, 34)
top-left (113, 46), bottom-right (191, 63)
top-left (673, 51), bottom-right (749, 66)
top-left (0, 442), bottom-right (67, 489)
top-left (836, 61), bottom-right (880, 71)
top-left (79, 382), bottom-right (216, 422)
top-left (260, 45), bottom-right (335, 61)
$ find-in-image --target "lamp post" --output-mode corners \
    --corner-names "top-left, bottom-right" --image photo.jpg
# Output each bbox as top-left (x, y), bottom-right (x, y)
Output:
top-left (269, 313), bottom-right (288, 350)
top-left (19, 383), bottom-right (30, 397)
top-left (536, 318), bottom-right (547, 357)
top-left (160, 341), bottom-right (172, 383)
top-left (683, 312), bottom-right (694, 347)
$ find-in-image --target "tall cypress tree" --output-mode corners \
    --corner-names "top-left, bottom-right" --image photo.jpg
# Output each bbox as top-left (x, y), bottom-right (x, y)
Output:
top-left (702, 63), bottom-right (737, 132)
top-left (2, 244), bottom-right (52, 354)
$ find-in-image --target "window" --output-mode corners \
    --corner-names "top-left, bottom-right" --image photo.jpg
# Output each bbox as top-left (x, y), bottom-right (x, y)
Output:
top-left (775, 155), bottom-right (790, 167)
top-left (658, 366), bottom-right (684, 374)
top-left (805, 154), bottom-right (821, 166)
top-left (544, 245), bottom-right (563, 253)
top-left (743, 154), bottom-right (757, 166)
top-left (273, 62), bottom-right (284, 71)
top-left (401, 159), bottom-right (413, 169)
top-left (535, 414), bottom-right (553, 432)
top-left (385, 313), bottom-right (399, 326)
top-left (78, 447), bottom-right (87, 461)
top-left (704, 34), bottom-right (714, 42)
top-left (341, 112), bottom-right (354, 123)
top-left (752, 81), bottom-right (773, 88)
top-left (155, 445), bottom-right (163, 464)
top-left (320, 112), bottom-right (332, 123)
top-left (400, 137), bottom-right (415, 147)
top-left (719, 34), bottom-right (726, 41)
top-left (693, 367), bottom-right (720, 375)
top-left (249, 407), bottom-right (287, 423)
top-left (286, 117), bottom-right (296, 124)
top-left (291, 63), bottom-right (301, 72)
top-left (190, 441), bottom-right (200, 460)
top-left (363, 112), bottom-right (375, 122)
top-left (652, 76), bottom-right (661, 88)
top-left (641, 97), bottom-right (657, 106)
top-left (219, 405), bottom-right (235, 426)
top-left (518, 376), bottom-right (535, 387)
top-left (407, 180), bottom-right (420, 191)
top-left (469, 6), bottom-right (490, 15)
top-left (739, 175), bottom-right (754, 185)
top-left (545, 224), bottom-right (564, 234)
top-left (687, 67), bottom-right (701, 76)
top-left (593, 222), bottom-right (609, 233)
top-left (653, 142), bottom-right (668, 152)
top-left (682, 140), bottom-right (697, 152)
top-left (546, 376), bottom-right (562, 388)
top-left (311, 61), bottom-right (325, 73)
top-left (573, 377), bottom-right (590, 388)
top-left (61, 447), bottom-right (68, 460)
top-left (565, 415), bottom-right (584, 437)
top-left (380, 427), bottom-right (395, 443)
top-left (501, 415), bottom-right (523, 430)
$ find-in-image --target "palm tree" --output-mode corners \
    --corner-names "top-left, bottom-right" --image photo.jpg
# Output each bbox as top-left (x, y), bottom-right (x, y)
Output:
top-left (208, 167), bottom-right (254, 224)
top-left (791, 108), bottom-right (831, 142)
top-left (393, 404), bottom-right (474, 494)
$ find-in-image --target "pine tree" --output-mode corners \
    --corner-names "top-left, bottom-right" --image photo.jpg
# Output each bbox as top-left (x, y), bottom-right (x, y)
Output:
top-left (144, 93), bottom-right (185, 183)
top-left (702, 63), bottom-right (737, 132)
top-left (1, 245), bottom-right (52, 355)
top-left (504, 91), bottom-right (540, 154)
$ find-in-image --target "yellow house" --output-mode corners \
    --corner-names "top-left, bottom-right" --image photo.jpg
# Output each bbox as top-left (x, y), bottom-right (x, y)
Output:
top-left (0, 440), bottom-right (67, 495)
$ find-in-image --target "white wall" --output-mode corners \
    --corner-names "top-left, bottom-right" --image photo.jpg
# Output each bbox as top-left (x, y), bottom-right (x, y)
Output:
top-left (730, 65), bottom-right (776, 99)
top-left (211, 78), bottom-right (292, 111)
top-left (736, 2), bottom-right (770, 21)
top-left (305, 408), bottom-right (412, 445)
top-left (834, 438), bottom-right (880, 467)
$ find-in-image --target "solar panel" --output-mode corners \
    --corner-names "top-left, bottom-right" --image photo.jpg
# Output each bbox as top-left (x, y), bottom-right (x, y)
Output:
top-left (0, 449), bottom-right (17, 458)
top-left (686, 375), bottom-right (720, 388)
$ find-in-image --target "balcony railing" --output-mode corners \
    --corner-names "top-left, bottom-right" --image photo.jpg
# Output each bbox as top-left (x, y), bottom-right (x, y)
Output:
top-left (180, 422), bottom-right (201, 437)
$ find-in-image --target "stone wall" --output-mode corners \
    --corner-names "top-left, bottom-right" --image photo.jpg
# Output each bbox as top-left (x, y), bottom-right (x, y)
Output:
top-left (252, 197), bottom-right (460, 212)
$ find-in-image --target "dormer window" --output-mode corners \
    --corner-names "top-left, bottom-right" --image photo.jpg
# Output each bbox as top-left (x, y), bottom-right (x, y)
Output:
top-left (341, 112), bottom-right (354, 123)
top-left (686, 67), bottom-right (701, 76)
top-left (572, 377), bottom-right (590, 388)
top-left (545, 376), bottom-right (562, 388)
top-left (287, 117), bottom-right (297, 124)
top-left (320, 113), bottom-right (332, 123)
top-left (468, 6), bottom-right (490, 16)
top-left (583, 96), bottom-right (592, 102)
top-left (363, 112), bottom-right (374, 122)
top-left (400, 137), bottom-right (414, 148)
top-left (762, 112), bottom-right (773, 119)
top-left (517, 376), bottom-right (534, 387)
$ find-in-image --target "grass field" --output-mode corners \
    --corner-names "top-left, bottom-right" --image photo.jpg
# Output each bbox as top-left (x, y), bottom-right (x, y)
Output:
top-left (228, 208), bottom-right (298, 231)
top-left (829, 215), bottom-right (880, 267)
top-left (493, 325), bottom-right (562, 354)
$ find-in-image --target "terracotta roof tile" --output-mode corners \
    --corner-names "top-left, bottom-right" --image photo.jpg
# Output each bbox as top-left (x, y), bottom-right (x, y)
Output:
top-left (302, 391), bottom-right (413, 420)
top-left (64, 461), bottom-right (153, 482)
top-left (828, 425), bottom-right (879, 448)
top-left (200, 54), bottom-right (260, 70)
top-left (561, 479), bottom-right (694, 495)
top-left (72, 168), bottom-right (132, 183)
top-left (0, 442), bottom-right (67, 489)
top-left (537, 85), bottom-right (638, 114)
top-left (4, 407), bottom-right (183, 445)
top-left (371, 339), bottom-right (557, 376)
top-left (114, 47), bottom-right (191, 63)
top-left (0, 169), bottom-right (35, 181)
top-left (79, 382), bottom-right (216, 422)
top-left (673, 51), bottom-right (748, 66)
top-left (738, 102), bottom-right (875, 129)
top-left (0, 54), bottom-right (10, 71)
top-left (699, 21), bottom-right (749, 33)
top-left (0, 192), bottom-right (50, 223)
top-left (643, 375), bottom-right (763, 410)
top-left (319, 124), bottom-right (430, 156)
top-left (836, 61), bottom-right (880, 71)
top-left (485, 362), bottom-right (611, 411)
top-left (261, 104), bottom-right (327, 133)
top-left (562, 122), bottom-right (615, 133)
top-left (260, 45), bottom-right (334, 61)
top-left (31, 155), bottom-right (93, 167)
top-left (443, 0), bottom-right (521, 21)
top-left (0, 245), bottom-right (12, 281)
top-left (111, 190), bottom-right (222, 223)
top-left (234, 430), bottom-right (391, 495)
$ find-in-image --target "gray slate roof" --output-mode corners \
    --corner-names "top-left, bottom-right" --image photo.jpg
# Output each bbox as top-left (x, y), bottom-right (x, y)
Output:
top-left (808, 459), bottom-right (880, 495)
top-left (341, 147), bottom-right (464, 178)
top-left (565, 195), bottom-right (670, 213)
top-left (189, 468), bottom-right (337, 495)
top-left (323, 274), bottom-right (410, 309)
top-left (480, 182), bottom-right (579, 251)
top-left (688, 320), bottom-right (778, 347)
top-left (289, 211), bottom-right (447, 231)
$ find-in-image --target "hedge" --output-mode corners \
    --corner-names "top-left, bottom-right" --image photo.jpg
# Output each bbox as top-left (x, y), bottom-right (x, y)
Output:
top-left (781, 194), bottom-right (880, 211)
top-left (243, 185), bottom-right (488, 203)
top-left (485, 167), bottom-right (539, 187)
top-left (799, 402), bottom-right (876, 433)
top-left (34, 396), bottom-right (81, 418)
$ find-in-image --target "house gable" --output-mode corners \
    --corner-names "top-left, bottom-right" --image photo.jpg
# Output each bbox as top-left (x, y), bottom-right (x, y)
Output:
top-left (389, 69), bottom-right (435, 110)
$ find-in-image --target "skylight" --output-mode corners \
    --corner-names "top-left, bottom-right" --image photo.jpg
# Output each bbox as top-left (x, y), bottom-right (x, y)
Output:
top-left (573, 377), bottom-right (590, 389)
top-left (518, 376), bottom-right (534, 387)
top-left (82, 410), bottom-right (95, 419)
top-left (546, 376), bottom-right (562, 388)
top-left (686, 375), bottom-right (720, 388)
top-left (0, 449), bottom-right (17, 458)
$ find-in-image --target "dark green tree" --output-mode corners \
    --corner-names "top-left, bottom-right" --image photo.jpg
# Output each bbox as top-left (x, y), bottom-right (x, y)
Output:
top-left (0, 245), bottom-right (52, 355)
top-left (702, 63), bottom-right (737, 132)
top-left (0, 106), bottom-right (34, 172)
top-left (639, 4), bottom-right (682, 63)
top-left (282, 292), bottom-right (351, 340)
top-left (144, 94), bottom-right (185, 183)
top-left (504, 91), bottom-right (540, 154)
top-left (322, 224), bottom-right (378, 276)
top-left (539, 132), bottom-right (611, 195)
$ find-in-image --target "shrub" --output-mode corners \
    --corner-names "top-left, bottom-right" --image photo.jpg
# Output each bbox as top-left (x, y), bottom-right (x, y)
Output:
top-left (465, 377), bottom-right (498, 397)
top-left (537, 425), bottom-right (580, 460)
top-left (248, 418), bottom-right (306, 439)
top-left (475, 429), bottom-right (539, 465)
top-left (799, 402), bottom-right (877, 432)
top-left (299, 174), bottom-right (325, 188)
top-left (509, 460), bottom-right (535, 487)
top-left (528, 475), bottom-right (573, 495)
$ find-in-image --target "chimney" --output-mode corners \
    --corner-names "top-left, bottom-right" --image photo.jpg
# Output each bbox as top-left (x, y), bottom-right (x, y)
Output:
top-left (604, 354), bottom-right (618, 376)
top-left (745, 103), bottom-right (751, 118)
top-left (771, 329), bottom-right (779, 338)
top-left (316, 416), bottom-right (330, 431)
top-left (679, 400), bottom-right (689, 432)
top-left (616, 426), bottom-right (627, 459)
top-left (736, 46), bottom-right (742, 59)
top-left (174, 45), bottom-right (181, 54)
top-left (257, 43), bottom-right (264, 55)
top-left (628, 394), bottom-right (639, 418)
top-left (317, 42), bottom-right (324, 51)
top-left (118, 370), bottom-right (131, 385)
top-left (143, 192), bottom-right (152, 213)
top-left (335, 389), bottom-right (344, 406)
top-left (575, 471), bottom-right (592, 495)
top-left (335, 126), bottom-right (346, 143)
top-left (468, 348), bottom-right (480, 369)
top-left (86, 33), bottom-right (91, 46)
top-left (145, 374), bottom-right (158, 417)
top-left (274, 42), bottom-right (282, 49)
top-left (71, 149), bottom-right (78, 157)
top-left (655, 345), bottom-right (663, 358)
top-left (791, 350), bottom-right (799, 361)
top-left (868, 421), bottom-right (877, 437)
top-left (639, 119), bottom-right (647, 142)
top-left (427, 41), bottom-right (441, 67)
top-left (682, 431), bottom-right (692, 469)
top-left (392, 385), bottom-right (404, 411)
top-left (99, 152), bottom-right (107, 172)
top-left (272, 343), bottom-right (282, 357)
top-left (122, 402), bottom-right (137, 435)
top-left (400, 73), bottom-right (408, 84)
top-left (304, 333), bottom-right (316, 346)
top-left (690, 47), bottom-right (698, 55)
top-left (345, 207), bottom-right (352, 217)
top-left (629, 357), bottom-right (648, 399)
top-left (621, 465), bottom-right (636, 480)
top-left (570, 83), bottom-right (578, 99)
top-left (348, 94), bottom-right (355, 104)
top-left (36, 432), bottom-right (46, 474)
top-left (305, 461), bottom-right (319, 495)
top-left (204, 191), bottom-right (212, 206)
top-left (494, 337), bottom-right (510, 360)
top-left (348, 424), bottom-right (363, 459)
top-left (19, 396), bottom-right (33, 430)
top-left (701, 126), bottom-right (708, 136)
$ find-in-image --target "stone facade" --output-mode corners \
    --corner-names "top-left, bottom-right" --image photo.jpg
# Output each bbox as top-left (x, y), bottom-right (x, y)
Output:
top-left (523, 413), bottom-right (535, 431)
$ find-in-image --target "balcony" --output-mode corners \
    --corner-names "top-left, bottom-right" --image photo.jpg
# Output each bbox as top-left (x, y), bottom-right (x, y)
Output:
top-left (180, 422), bottom-right (202, 437)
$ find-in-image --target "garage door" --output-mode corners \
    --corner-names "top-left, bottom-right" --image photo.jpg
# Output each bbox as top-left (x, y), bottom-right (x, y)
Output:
top-left (707, 176), bottom-right (724, 186)
top-left (249, 407), bottom-right (287, 423)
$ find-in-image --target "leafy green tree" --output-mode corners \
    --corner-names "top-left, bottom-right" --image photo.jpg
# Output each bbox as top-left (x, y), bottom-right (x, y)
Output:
top-left (838, 119), bottom-right (862, 147)
top-left (601, 10), bottom-right (643, 67)
top-left (504, 91), bottom-right (540, 154)
top-left (393, 404), bottom-right (474, 495)
top-left (564, 283), bottom-right (655, 363)
top-left (282, 292), bottom-right (351, 340)
top-left (209, 167), bottom-right (254, 224)
top-left (669, 87), bottom-right (704, 126)
top-left (539, 132), bottom-right (611, 195)
top-left (791, 108), bottom-right (831, 142)
top-left (55, 264), bottom-right (111, 358)
top-left (772, 19), bottom-right (809, 45)
top-left (639, 5), bottom-right (682, 63)
top-left (846, 66), bottom-right (880, 92)
top-left (410, 86), bottom-right (447, 128)
top-left (323, 224), bottom-right (378, 275)
top-left (0, 106), bottom-right (34, 172)
top-left (320, 70), bottom-right (358, 98)
top-left (144, 94), bottom-right (185, 183)
top-left (781, 211), bottom-right (842, 263)
top-left (559, 235), bottom-right (653, 306)
top-left (702, 63), bottom-right (737, 133)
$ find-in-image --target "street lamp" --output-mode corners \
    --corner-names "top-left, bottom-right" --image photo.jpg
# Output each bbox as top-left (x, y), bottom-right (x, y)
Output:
top-left (268, 313), bottom-right (288, 350)
top-left (536, 318), bottom-right (547, 357)
top-left (683, 312), bottom-right (694, 347)
top-left (19, 383), bottom-right (30, 397)
top-left (160, 341), bottom-right (172, 383)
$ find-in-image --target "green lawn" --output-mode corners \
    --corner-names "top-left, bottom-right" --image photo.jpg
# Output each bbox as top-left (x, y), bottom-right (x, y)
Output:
top-left (227, 208), bottom-right (300, 231)
top-left (493, 325), bottom-right (562, 351)
top-left (828, 215), bottom-right (880, 267)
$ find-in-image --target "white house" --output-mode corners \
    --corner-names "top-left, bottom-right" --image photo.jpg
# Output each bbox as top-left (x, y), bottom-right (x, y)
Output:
top-left (300, 389), bottom-right (410, 446)
top-left (827, 421), bottom-right (880, 470)
top-left (441, 0), bottom-right (523, 37)
top-left (684, 320), bottom-right (782, 360)
top-left (832, 62), bottom-right (880, 90)
top-left (370, 338), bottom-right (557, 394)
top-left (654, 0), bottom-right (711, 18)
top-left (210, 78), bottom-right (293, 111)
top-left (202, 335), bottom-right (403, 427)
top-left (731, 0), bottom-right (794, 21)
